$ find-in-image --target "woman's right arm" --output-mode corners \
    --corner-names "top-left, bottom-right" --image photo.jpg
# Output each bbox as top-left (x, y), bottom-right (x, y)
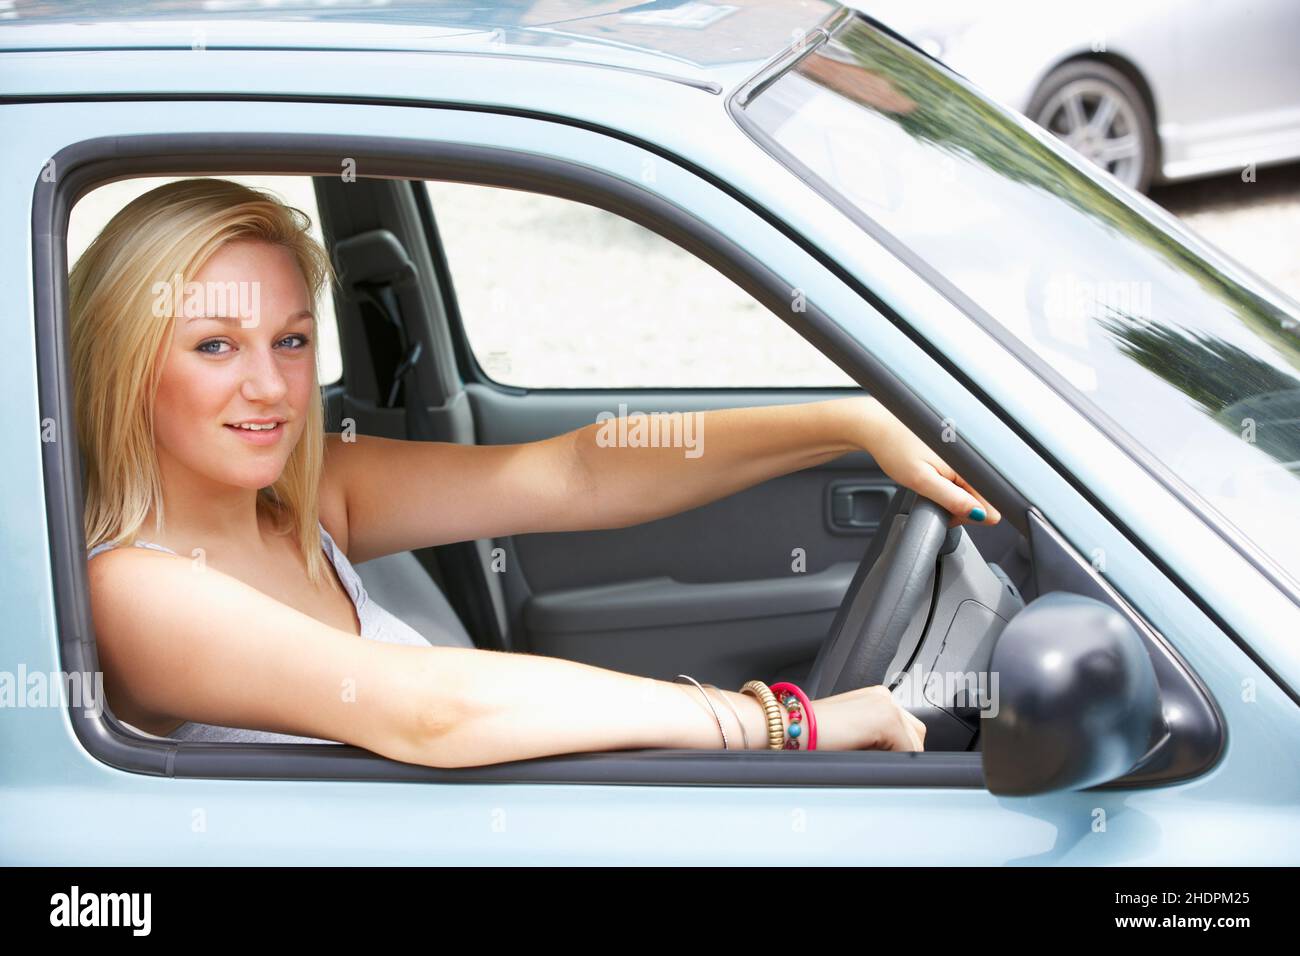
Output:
top-left (89, 549), bottom-right (924, 767)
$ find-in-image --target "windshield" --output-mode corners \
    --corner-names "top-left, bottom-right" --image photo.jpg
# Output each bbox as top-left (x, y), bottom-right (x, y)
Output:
top-left (737, 13), bottom-right (1300, 590)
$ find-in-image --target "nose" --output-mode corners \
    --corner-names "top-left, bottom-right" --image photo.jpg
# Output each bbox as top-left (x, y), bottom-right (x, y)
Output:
top-left (238, 340), bottom-right (289, 405)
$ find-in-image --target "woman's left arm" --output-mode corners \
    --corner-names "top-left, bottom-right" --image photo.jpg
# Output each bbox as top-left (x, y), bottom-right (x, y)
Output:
top-left (567, 396), bottom-right (1001, 532)
top-left (329, 396), bottom-right (999, 563)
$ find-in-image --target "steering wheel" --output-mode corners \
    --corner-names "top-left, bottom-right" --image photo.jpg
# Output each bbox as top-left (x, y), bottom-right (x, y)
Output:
top-left (804, 490), bottom-right (955, 699)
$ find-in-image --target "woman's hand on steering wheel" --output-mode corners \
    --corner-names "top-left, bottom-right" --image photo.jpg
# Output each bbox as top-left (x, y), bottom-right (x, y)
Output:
top-left (853, 398), bottom-right (1002, 529)
top-left (814, 686), bottom-right (927, 752)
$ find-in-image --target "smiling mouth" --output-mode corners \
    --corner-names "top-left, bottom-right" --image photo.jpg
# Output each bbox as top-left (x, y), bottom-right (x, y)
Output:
top-left (223, 420), bottom-right (286, 441)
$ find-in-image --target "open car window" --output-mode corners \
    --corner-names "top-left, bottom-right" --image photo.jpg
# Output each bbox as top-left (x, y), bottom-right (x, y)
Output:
top-left (424, 180), bottom-right (855, 388)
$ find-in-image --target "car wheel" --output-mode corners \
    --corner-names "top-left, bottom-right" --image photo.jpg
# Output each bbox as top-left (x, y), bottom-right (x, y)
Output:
top-left (1026, 60), bottom-right (1158, 193)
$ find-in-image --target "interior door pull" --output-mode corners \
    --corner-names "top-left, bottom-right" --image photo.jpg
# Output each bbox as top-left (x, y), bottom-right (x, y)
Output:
top-left (828, 482), bottom-right (895, 533)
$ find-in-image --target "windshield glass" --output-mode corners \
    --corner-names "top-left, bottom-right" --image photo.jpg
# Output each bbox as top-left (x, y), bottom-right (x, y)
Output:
top-left (738, 13), bottom-right (1300, 589)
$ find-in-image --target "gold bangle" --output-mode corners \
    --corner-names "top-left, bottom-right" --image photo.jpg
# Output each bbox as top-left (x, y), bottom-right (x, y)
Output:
top-left (740, 680), bottom-right (786, 751)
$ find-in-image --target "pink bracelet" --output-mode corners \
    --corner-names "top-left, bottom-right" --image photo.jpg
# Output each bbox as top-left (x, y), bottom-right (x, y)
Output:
top-left (769, 682), bottom-right (817, 751)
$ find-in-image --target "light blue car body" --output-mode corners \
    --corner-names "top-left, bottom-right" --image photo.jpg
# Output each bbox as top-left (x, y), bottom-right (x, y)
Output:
top-left (1, 1), bottom-right (1297, 864)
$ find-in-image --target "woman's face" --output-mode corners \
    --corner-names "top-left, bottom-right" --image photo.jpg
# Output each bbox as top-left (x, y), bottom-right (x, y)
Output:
top-left (152, 239), bottom-right (316, 494)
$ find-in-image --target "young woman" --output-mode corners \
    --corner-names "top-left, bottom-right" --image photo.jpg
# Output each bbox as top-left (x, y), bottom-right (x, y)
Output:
top-left (76, 178), bottom-right (1000, 768)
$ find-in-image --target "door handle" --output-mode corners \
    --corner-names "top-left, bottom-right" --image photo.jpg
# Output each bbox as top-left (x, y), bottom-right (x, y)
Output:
top-left (827, 481), bottom-right (895, 533)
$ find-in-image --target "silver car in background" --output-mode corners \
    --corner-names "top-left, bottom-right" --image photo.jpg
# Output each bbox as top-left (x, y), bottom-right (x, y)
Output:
top-left (856, 0), bottom-right (1300, 192)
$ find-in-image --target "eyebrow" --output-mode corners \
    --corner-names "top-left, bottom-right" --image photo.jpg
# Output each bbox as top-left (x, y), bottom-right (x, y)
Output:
top-left (186, 310), bottom-right (314, 325)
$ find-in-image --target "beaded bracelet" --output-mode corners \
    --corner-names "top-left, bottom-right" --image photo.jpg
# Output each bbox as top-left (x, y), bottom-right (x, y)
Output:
top-left (769, 682), bottom-right (818, 751)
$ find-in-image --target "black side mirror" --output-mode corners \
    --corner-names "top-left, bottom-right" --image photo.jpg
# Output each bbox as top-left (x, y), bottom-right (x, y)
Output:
top-left (982, 592), bottom-right (1167, 796)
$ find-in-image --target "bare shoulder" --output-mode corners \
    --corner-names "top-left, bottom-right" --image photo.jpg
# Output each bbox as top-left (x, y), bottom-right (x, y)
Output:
top-left (87, 545), bottom-right (209, 649)
top-left (86, 546), bottom-right (194, 728)
top-left (86, 546), bottom-right (202, 708)
top-left (87, 543), bottom-right (187, 604)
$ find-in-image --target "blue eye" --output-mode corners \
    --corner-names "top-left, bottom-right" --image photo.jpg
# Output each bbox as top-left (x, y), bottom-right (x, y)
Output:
top-left (278, 333), bottom-right (310, 349)
top-left (196, 339), bottom-right (232, 355)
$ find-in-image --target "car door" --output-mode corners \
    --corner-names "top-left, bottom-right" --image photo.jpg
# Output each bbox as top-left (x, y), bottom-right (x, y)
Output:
top-left (10, 75), bottom-right (1296, 863)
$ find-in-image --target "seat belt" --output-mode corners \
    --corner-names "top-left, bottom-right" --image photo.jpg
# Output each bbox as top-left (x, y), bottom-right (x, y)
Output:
top-left (333, 230), bottom-right (508, 652)
top-left (351, 281), bottom-right (431, 442)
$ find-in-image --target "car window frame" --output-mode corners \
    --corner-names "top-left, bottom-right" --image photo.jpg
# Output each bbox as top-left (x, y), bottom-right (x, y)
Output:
top-left (33, 120), bottom-right (1221, 791)
top-left (33, 127), bottom-right (1012, 788)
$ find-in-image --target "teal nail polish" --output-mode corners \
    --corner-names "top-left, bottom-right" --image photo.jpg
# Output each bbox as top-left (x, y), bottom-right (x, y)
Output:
top-left (969, 506), bottom-right (986, 522)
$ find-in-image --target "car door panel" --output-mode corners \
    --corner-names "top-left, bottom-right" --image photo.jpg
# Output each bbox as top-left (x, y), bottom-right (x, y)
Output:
top-left (465, 383), bottom-right (887, 685)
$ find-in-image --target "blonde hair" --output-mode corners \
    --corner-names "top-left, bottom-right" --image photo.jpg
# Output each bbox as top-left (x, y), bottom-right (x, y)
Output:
top-left (70, 177), bottom-right (336, 583)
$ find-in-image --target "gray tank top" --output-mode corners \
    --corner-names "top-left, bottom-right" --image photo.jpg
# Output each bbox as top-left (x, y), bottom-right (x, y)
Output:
top-left (86, 521), bottom-right (433, 744)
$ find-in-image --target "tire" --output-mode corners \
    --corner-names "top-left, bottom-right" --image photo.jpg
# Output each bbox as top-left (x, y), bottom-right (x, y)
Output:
top-left (1026, 59), bottom-right (1159, 193)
